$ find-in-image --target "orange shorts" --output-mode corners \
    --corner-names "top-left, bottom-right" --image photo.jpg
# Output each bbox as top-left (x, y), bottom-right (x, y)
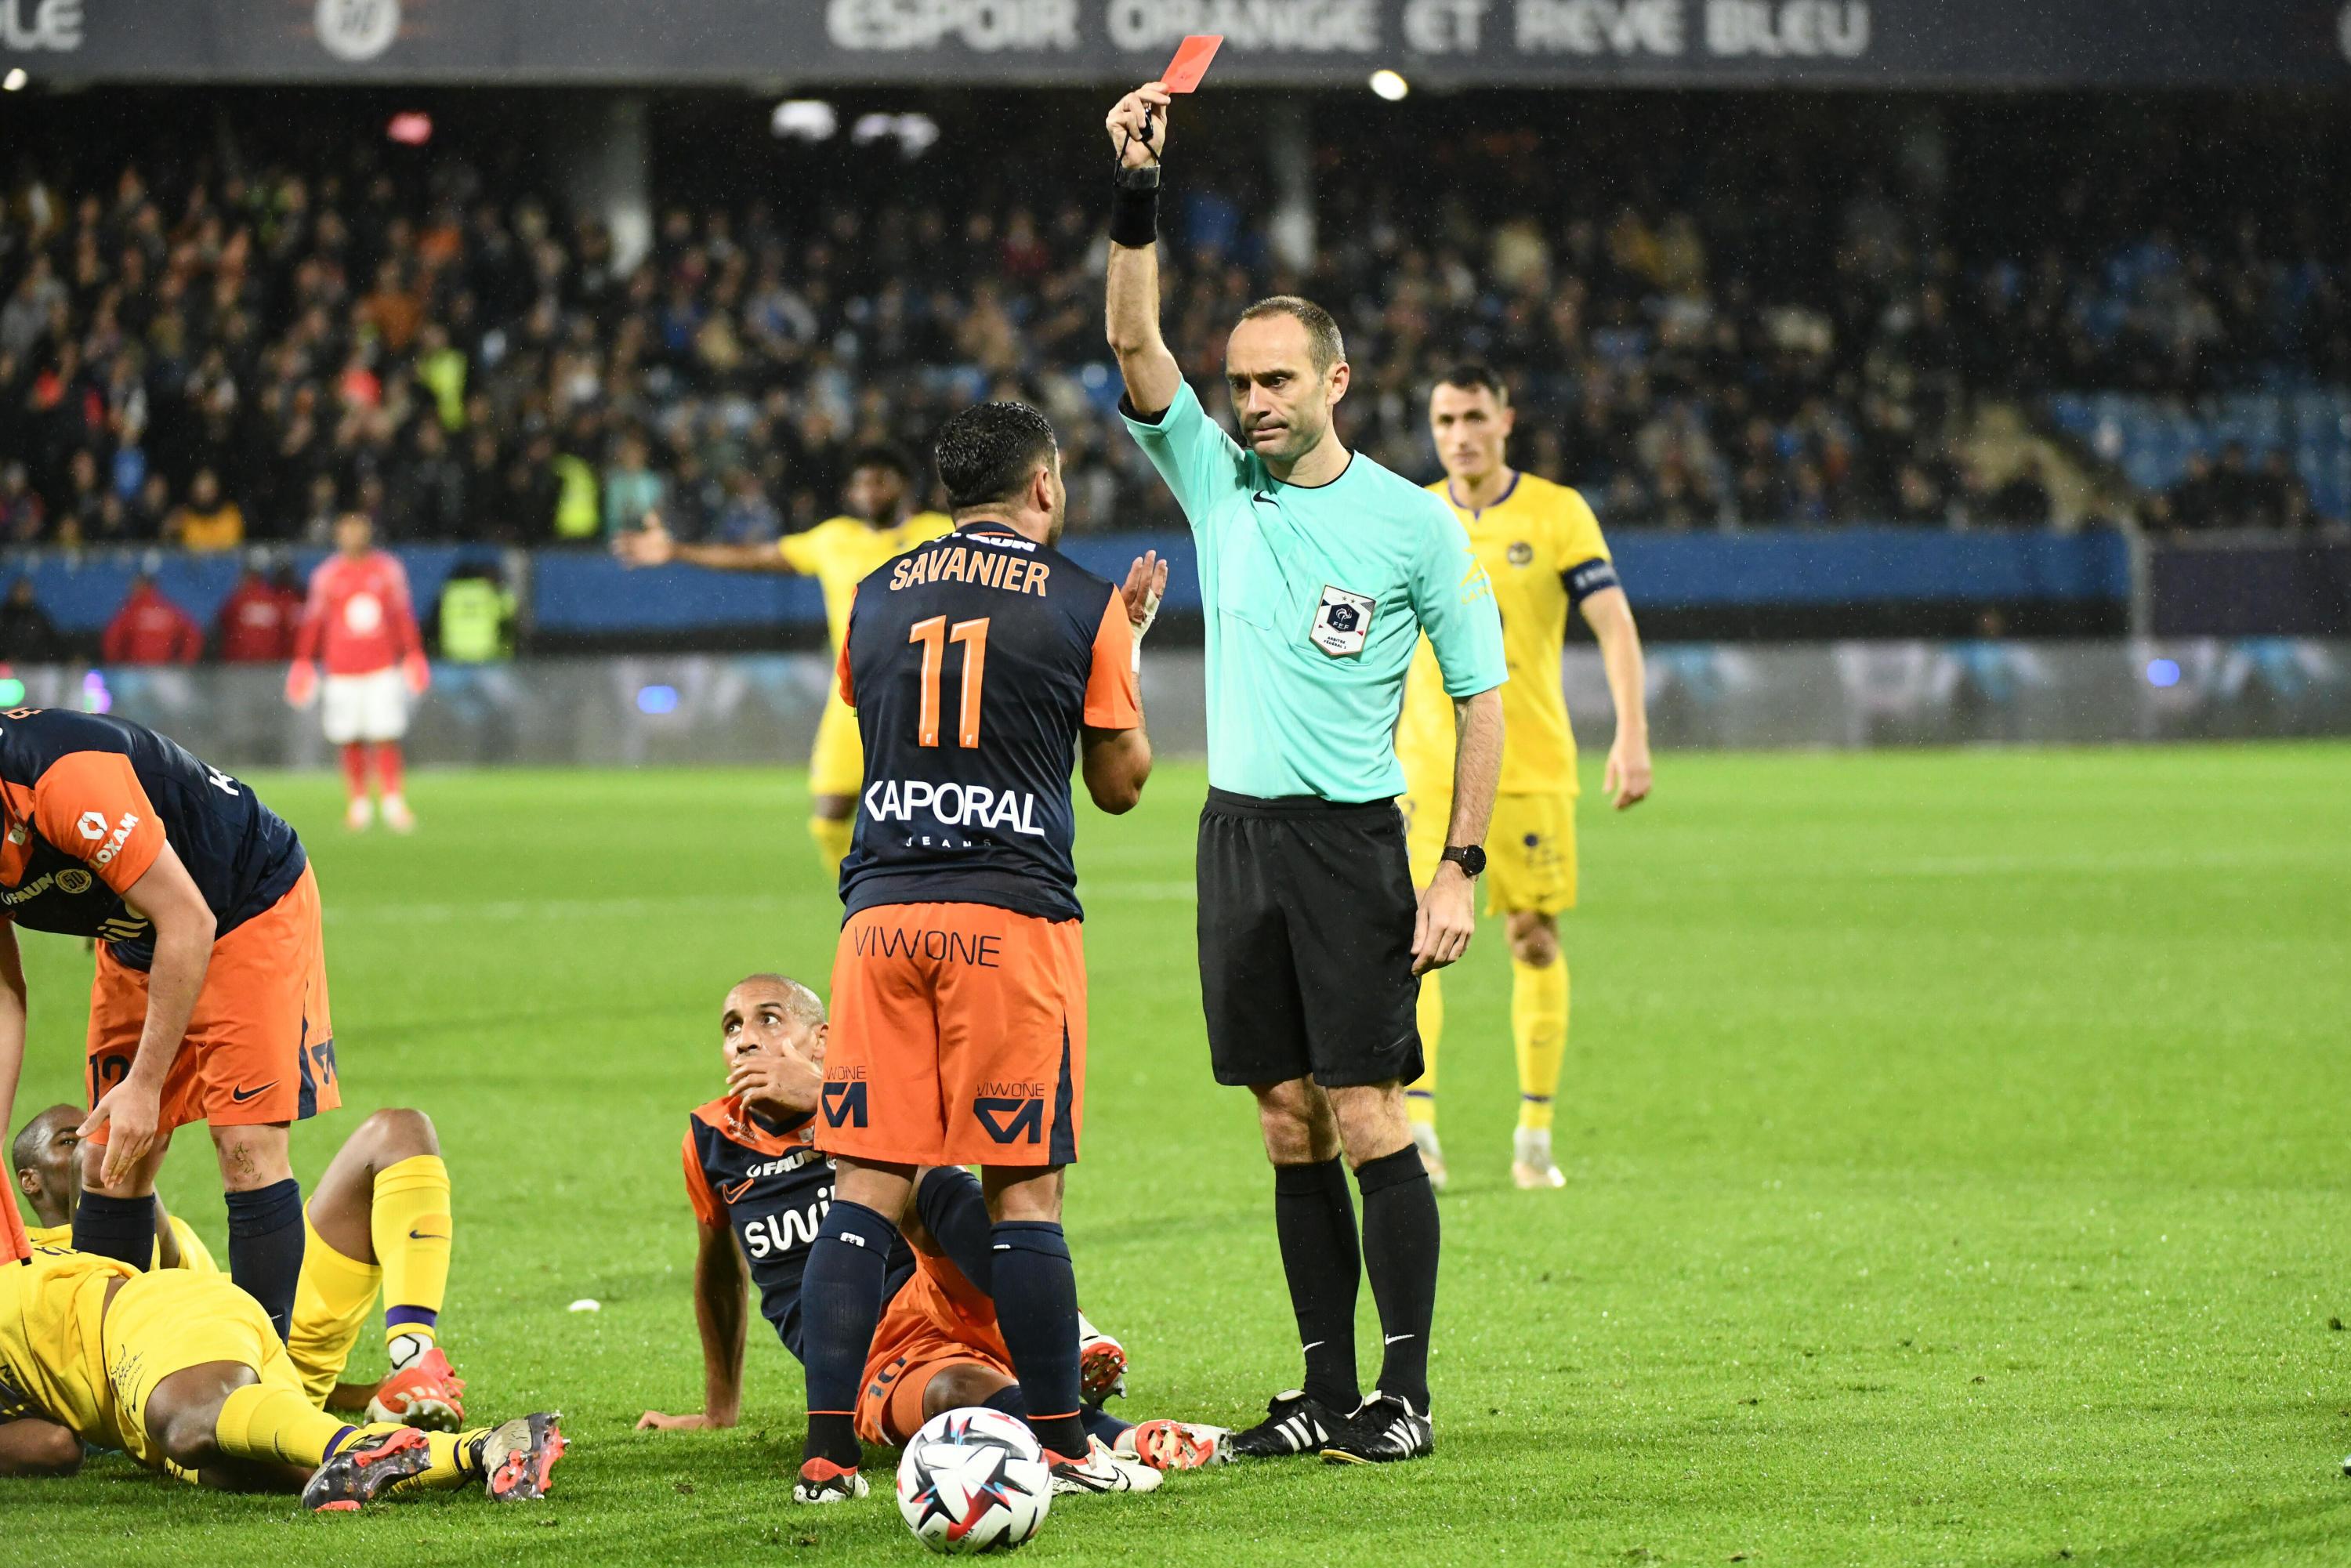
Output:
top-left (820, 901), bottom-right (1085, 1168)
top-left (855, 1268), bottom-right (1016, 1447)
top-left (85, 864), bottom-right (339, 1140)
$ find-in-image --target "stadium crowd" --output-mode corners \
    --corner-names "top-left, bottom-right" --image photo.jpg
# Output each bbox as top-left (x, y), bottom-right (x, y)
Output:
top-left (0, 100), bottom-right (2342, 556)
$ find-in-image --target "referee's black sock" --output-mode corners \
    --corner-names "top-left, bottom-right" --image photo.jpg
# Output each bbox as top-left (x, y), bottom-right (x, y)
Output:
top-left (1355, 1144), bottom-right (1439, 1413)
top-left (72, 1188), bottom-right (156, 1270)
top-left (799, 1200), bottom-right (898, 1469)
top-left (988, 1220), bottom-right (1088, 1459)
top-left (915, 1165), bottom-right (994, 1294)
top-left (1273, 1157), bottom-right (1362, 1411)
top-left (225, 1179), bottom-right (306, 1342)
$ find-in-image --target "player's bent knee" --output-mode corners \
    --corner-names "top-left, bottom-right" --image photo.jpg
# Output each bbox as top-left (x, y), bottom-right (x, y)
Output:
top-left (355, 1106), bottom-right (440, 1162)
top-left (1327, 1082), bottom-right (1412, 1168)
top-left (211, 1123), bottom-right (293, 1190)
top-left (1506, 912), bottom-right (1560, 967)
top-left (922, 1364), bottom-right (1014, 1420)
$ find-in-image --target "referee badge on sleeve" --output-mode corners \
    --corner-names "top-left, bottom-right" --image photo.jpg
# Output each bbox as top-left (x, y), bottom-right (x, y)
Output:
top-left (1309, 585), bottom-right (1378, 659)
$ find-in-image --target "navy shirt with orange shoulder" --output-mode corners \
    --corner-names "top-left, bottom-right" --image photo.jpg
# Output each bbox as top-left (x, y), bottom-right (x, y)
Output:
top-left (683, 1093), bottom-right (913, 1360)
top-left (0, 708), bottom-right (306, 969)
top-left (835, 520), bottom-right (1139, 924)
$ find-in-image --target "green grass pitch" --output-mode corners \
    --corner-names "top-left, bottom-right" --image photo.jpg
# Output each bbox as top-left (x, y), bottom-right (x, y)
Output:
top-left (9, 744), bottom-right (2350, 1566)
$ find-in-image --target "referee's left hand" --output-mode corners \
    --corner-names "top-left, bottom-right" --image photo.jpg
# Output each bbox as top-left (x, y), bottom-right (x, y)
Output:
top-left (1411, 866), bottom-right (1476, 974)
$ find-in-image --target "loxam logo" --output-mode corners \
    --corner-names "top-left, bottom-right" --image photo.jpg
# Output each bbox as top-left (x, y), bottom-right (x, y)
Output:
top-left (77, 812), bottom-right (107, 840)
top-left (89, 812), bottom-right (139, 871)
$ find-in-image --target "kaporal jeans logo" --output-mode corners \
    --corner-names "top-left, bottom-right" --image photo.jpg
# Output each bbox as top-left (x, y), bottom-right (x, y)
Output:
top-left (864, 777), bottom-right (1046, 837)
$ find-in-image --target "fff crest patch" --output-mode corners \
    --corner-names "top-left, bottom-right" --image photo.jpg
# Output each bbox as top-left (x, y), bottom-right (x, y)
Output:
top-left (1507, 541), bottom-right (1535, 567)
top-left (1309, 585), bottom-right (1378, 658)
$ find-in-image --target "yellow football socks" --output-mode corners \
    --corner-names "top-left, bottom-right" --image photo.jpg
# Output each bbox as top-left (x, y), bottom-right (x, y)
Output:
top-left (216, 1382), bottom-right (352, 1470)
top-left (809, 814), bottom-right (854, 876)
top-left (289, 1216), bottom-right (380, 1407)
top-left (373, 1155), bottom-right (452, 1355)
top-left (1407, 971), bottom-right (1443, 1129)
top-left (1513, 956), bottom-right (1568, 1133)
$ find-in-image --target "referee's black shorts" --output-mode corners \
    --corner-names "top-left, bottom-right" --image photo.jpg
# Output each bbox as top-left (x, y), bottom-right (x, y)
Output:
top-left (1196, 788), bottom-right (1424, 1091)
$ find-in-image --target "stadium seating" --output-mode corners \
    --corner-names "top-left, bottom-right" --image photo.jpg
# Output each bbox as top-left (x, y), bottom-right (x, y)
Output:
top-left (2047, 390), bottom-right (2351, 523)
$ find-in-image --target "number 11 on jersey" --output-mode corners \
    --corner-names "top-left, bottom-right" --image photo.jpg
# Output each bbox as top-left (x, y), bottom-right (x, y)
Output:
top-left (910, 616), bottom-right (989, 749)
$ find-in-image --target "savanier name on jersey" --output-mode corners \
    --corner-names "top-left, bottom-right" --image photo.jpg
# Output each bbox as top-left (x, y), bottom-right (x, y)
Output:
top-left (862, 777), bottom-right (1047, 838)
top-left (886, 536), bottom-right (1054, 597)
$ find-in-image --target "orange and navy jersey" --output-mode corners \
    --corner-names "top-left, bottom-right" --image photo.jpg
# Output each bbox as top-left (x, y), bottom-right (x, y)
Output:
top-left (683, 1092), bottom-right (911, 1360)
top-left (835, 521), bottom-right (1139, 924)
top-left (0, 708), bottom-right (306, 970)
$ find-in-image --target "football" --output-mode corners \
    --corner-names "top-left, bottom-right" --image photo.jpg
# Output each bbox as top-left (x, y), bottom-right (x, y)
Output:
top-left (894, 1407), bottom-right (1053, 1554)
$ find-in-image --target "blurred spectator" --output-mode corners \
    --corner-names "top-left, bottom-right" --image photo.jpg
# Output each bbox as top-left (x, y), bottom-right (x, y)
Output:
top-left (603, 430), bottom-right (666, 538)
top-left (2252, 451), bottom-right (2312, 531)
top-left (166, 469), bottom-right (245, 552)
top-left (101, 574), bottom-right (203, 665)
top-left (1, 462), bottom-right (47, 544)
top-left (215, 555), bottom-right (306, 663)
top-left (0, 578), bottom-right (67, 663)
top-left (1987, 455), bottom-right (2054, 527)
top-left (712, 468), bottom-right (781, 545)
top-left (432, 560), bottom-right (518, 663)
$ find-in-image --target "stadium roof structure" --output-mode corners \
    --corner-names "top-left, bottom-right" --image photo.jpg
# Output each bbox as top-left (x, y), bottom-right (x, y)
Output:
top-left (3, 0), bottom-right (2348, 90)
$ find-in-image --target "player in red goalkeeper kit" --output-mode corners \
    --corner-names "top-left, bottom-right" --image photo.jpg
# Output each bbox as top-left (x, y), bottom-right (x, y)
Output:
top-left (287, 514), bottom-right (430, 833)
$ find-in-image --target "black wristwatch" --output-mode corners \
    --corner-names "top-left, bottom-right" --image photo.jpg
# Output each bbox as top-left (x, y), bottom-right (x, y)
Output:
top-left (1440, 845), bottom-right (1487, 878)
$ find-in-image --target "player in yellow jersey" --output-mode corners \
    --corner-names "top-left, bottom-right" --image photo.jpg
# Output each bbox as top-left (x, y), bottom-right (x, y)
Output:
top-left (15, 1103), bottom-right (467, 1428)
top-left (1395, 365), bottom-right (1654, 1191)
top-left (0, 1242), bottom-right (563, 1508)
top-left (614, 447), bottom-right (952, 875)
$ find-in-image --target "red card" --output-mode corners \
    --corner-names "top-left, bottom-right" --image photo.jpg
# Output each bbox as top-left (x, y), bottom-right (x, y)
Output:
top-left (1161, 34), bottom-right (1223, 93)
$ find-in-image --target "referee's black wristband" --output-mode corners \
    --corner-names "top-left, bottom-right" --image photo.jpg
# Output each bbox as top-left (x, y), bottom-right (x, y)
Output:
top-left (1110, 165), bottom-right (1161, 250)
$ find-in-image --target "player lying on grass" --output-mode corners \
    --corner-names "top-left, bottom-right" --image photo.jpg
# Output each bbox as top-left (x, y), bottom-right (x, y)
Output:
top-left (636, 973), bottom-right (1225, 1482)
top-left (14, 1103), bottom-right (468, 1428)
top-left (0, 1240), bottom-right (562, 1511)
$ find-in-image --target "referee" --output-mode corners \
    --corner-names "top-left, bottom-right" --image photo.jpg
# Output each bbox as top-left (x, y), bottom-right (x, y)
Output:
top-left (1103, 83), bottom-right (1506, 1465)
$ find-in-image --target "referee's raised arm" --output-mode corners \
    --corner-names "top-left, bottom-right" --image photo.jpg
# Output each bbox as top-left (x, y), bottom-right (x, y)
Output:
top-left (1103, 82), bottom-right (1181, 418)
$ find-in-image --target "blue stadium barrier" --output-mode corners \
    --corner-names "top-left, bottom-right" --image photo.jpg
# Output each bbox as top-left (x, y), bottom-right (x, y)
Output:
top-left (5, 527), bottom-right (2128, 638)
top-left (5, 546), bottom-right (483, 636)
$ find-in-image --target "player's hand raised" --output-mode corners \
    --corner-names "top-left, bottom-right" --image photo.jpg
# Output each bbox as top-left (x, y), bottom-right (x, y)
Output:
top-left (614, 511), bottom-right (677, 567)
top-left (1121, 550), bottom-right (1169, 639)
top-left (1106, 82), bottom-right (1172, 168)
top-left (728, 1039), bottom-right (823, 1119)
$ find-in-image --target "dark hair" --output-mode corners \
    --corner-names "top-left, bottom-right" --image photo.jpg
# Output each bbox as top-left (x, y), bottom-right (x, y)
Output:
top-left (1436, 363), bottom-right (1509, 404)
top-left (934, 402), bottom-right (1057, 512)
top-left (1235, 295), bottom-right (1346, 375)
top-left (846, 444), bottom-right (916, 483)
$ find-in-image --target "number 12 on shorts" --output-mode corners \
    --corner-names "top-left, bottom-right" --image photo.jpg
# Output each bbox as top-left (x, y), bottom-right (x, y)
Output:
top-left (910, 615), bottom-right (989, 749)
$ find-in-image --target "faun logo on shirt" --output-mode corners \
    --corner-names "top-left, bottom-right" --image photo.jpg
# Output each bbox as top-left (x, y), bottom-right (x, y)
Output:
top-left (1310, 585), bottom-right (1377, 659)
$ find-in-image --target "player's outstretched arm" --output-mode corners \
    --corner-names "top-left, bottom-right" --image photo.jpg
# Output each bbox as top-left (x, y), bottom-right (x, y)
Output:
top-left (638, 1219), bottom-right (749, 1432)
top-left (614, 510), bottom-right (796, 574)
top-left (1103, 83), bottom-right (1182, 418)
top-left (1579, 587), bottom-right (1653, 809)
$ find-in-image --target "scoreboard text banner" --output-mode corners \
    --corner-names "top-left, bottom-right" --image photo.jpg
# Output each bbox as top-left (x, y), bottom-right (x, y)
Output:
top-left (3, 0), bottom-right (2348, 86)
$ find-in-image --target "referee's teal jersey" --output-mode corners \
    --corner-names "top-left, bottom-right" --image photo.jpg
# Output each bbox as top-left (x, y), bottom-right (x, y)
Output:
top-left (1124, 381), bottom-right (1506, 802)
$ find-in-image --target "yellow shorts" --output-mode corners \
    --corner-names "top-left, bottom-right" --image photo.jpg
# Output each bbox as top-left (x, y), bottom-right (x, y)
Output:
top-left (808, 693), bottom-right (865, 799)
top-left (1401, 789), bottom-right (1577, 918)
top-left (103, 1269), bottom-right (306, 1471)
